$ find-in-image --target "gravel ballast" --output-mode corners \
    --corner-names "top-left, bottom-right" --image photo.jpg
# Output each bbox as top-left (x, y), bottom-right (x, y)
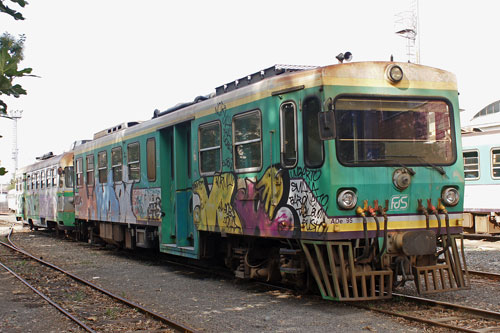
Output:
top-left (1, 215), bottom-right (499, 332)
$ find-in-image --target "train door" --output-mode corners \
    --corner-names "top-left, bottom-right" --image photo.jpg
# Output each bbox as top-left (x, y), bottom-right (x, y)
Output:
top-left (159, 121), bottom-right (198, 258)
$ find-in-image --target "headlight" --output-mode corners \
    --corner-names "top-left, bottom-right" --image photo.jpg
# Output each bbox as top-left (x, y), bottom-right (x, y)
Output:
top-left (337, 190), bottom-right (357, 210)
top-left (441, 187), bottom-right (460, 206)
top-left (387, 65), bottom-right (403, 83)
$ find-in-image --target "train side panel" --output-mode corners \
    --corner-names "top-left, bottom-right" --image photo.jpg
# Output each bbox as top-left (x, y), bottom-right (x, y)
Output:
top-left (462, 130), bottom-right (500, 233)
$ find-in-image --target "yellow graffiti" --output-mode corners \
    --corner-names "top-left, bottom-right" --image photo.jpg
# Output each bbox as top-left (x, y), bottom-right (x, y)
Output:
top-left (193, 173), bottom-right (242, 233)
top-left (256, 166), bottom-right (284, 219)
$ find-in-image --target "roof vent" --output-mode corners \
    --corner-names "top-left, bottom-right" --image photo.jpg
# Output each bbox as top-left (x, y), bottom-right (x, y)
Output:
top-left (36, 152), bottom-right (54, 160)
top-left (93, 121), bottom-right (141, 140)
top-left (215, 64), bottom-right (317, 96)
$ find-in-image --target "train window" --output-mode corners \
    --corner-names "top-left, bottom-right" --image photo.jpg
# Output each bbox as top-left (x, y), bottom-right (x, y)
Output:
top-left (86, 154), bottom-right (94, 186)
top-left (147, 138), bottom-right (156, 182)
top-left (27, 175), bottom-right (30, 190)
top-left (41, 170), bottom-right (45, 189)
top-left (98, 151), bottom-right (108, 184)
top-left (65, 166), bottom-right (74, 188)
top-left (76, 158), bottom-right (83, 187)
top-left (280, 102), bottom-right (298, 168)
top-left (463, 150), bottom-right (479, 180)
top-left (53, 167), bottom-right (57, 186)
top-left (111, 147), bottom-right (123, 182)
top-left (47, 169), bottom-right (52, 188)
top-left (335, 98), bottom-right (454, 166)
top-left (36, 172), bottom-right (39, 189)
top-left (303, 97), bottom-right (324, 168)
top-left (233, 111), bottom-right (262, 172)
top-left (127, 142), bottom-right (140, 181)
top-left (199, 121), bottom-right (221, 175)
top-left (491, 149), bottom-right (500, 179)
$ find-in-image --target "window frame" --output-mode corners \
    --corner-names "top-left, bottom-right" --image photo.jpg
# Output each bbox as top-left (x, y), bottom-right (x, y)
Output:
top-left (35, 172), bottom-right (39, 190)
top-left (27, 174), bottom-right (31, 191)
top-left (232, 109), bottom-right (263, 173)
top-left (111, 146), bottom-right (123, 183)
top-left (463, 149), bottom-right (480, 180)
top-left (280, 101), bottom-right (298, 168)
top-left (98, 150), bottom-right (108, 184)
top-left (146, 137), bottom-right (156, 182)
top-left (127, 142), bottom-right (141, 182)
top-left (198, 120), bottom-right (222, 176)
top-left (76, 158), bottom-right (83, 188)
top-left (491, 148), bottom-right (500, 179)
top-left (86, 154), bottom-right (95, 186)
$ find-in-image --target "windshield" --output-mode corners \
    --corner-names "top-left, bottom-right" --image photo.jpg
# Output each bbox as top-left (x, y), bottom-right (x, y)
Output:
top-left (335, 97), bottom-right (455, 165)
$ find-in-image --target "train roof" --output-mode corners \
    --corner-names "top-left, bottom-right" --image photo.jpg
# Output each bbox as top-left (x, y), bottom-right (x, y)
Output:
top-left (17, 151), bottom-right (74, 175)
top-left (73, 61), bottom-right (458, 155)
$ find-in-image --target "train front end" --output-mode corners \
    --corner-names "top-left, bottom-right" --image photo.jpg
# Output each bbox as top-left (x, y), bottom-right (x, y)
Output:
top-left (301, 62), bottom-right (468, 300)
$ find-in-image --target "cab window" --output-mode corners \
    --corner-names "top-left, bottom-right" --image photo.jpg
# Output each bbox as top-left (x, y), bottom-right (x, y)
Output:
top-left (303, 97), bottom-right (324, 168)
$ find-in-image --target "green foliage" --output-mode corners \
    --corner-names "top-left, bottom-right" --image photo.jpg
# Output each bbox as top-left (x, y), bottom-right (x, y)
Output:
top-left (0, 167), bottom-right (6, 176)
top-left (0, 0), bottom-right (28, 21)
top-left (0, 32), bottom-right (32, 114)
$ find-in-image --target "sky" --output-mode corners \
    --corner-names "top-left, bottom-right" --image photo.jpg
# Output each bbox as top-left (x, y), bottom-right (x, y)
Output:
top-left (1, 0), bottom-right (499, 183)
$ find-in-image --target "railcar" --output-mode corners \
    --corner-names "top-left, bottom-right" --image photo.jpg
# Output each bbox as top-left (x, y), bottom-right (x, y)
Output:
top-left (462, 128), bottom-right (500, 234)
top-left (66, 60), bottom-right (468, 301)
top-left (16, 151), bottom-right (76, 231)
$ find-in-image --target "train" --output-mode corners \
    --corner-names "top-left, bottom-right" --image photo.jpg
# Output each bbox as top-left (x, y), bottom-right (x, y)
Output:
top-left (13, 59), bottom-right (469, 301)
top-left (462, 104), bottom-right (500, 234)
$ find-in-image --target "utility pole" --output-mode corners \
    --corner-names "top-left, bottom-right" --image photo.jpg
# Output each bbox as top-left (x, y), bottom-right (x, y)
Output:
top-left (0, 110), bottom-right (23, 173)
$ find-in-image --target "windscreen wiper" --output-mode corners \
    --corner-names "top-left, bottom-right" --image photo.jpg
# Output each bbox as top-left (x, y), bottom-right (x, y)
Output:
top-left (416, 157), bottom-right (446, 176)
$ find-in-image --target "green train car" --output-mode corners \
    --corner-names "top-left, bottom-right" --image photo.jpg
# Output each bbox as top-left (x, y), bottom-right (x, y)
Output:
top-left (23, 60), bottom-right (469, 301)
top-left (16, 152), bottom-right (75, 231)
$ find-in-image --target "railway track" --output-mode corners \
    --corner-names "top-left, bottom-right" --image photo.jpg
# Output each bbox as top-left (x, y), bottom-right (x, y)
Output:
top-left (154, 247), bottom-right (500, 332)
top-left (357, 292), bottom-right (500, 332)
top-left (0, 228), bottom-right (196, 333)
top-left (464, 234), bottom-right (500, 242)
top-left (8, 227), bottom-right (500, 332)
top-left (469, 269), bottom-right (500, 282)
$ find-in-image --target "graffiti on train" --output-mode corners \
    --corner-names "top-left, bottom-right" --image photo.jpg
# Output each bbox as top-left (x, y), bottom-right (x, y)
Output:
top-left (192, 166), bottom-right (334, 237)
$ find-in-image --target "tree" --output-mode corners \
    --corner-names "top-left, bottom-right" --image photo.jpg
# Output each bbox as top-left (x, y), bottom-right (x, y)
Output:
top-left (0, 33), bottom-right (32, 115)
top-left (0, 0), bottom-right (30, 176)
top-left (0, 0), bottom-right (27, 21)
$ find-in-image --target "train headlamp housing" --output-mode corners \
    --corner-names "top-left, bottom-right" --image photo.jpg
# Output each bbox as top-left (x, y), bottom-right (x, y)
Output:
top-left (386, 65), bottom-right (403, 83)
top-left (441, 187), bottom-right (460, 206)
top-left (337, 189), bottom-right (357, 210)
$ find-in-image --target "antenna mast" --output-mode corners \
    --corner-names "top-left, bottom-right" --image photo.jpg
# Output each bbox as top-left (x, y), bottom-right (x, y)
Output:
top-left (395, 0), bottom-right (420, 64)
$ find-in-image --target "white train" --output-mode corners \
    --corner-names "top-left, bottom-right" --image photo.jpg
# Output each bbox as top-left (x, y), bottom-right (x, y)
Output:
top-left (462, 101), bottom-right (500, 234)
